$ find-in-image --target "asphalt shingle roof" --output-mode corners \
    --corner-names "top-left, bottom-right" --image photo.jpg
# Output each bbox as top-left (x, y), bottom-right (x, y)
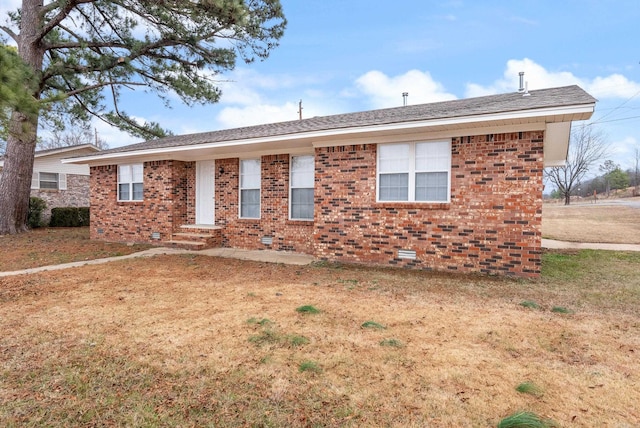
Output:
top-left (98, 85), bottom-right (595, 156)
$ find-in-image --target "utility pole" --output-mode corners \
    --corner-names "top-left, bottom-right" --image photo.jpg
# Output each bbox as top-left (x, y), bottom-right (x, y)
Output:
top-left (298, 99), bottom-right (303, 120)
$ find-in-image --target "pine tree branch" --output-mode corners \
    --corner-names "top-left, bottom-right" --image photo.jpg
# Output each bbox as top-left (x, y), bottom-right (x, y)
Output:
top-left (0, 25), bottom-right (18, 42)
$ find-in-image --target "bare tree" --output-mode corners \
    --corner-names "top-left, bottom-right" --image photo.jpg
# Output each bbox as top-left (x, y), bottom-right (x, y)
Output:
top-left (39, 125), bottom-right (108, 150)
top-left (545, 123), bottom-right (608, 205)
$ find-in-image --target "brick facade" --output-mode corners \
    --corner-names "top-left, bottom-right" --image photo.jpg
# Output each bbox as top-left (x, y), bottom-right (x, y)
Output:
top-left (89, 131), bottom-right (544, 277)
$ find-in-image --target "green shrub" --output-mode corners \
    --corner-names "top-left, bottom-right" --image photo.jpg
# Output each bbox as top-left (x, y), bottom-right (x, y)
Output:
top-left (49, 206), bottom-right (90, 227)
top-left (28, 196), bottom-right (47, 228)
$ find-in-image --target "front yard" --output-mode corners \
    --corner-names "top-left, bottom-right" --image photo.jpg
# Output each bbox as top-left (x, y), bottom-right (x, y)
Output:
top-left (0, 232), bottom-right (638, 426)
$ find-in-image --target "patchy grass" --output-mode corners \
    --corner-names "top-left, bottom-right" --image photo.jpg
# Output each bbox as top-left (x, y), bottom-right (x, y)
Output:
top-left (542, 200), bottom-right (640, 244)
top-left (0, 231), bottom-right (639, 425)
top-left (295, 305), bottom-right (320, 314)
top-left (519, 300), bottom-right (540, 309)
top-left (361, 320), bottom-right (386, 330)
top-left (497, 411), bottom-right (556, 428)
top-left (515, 381), bottom-right (544, 398)
top-left (0, 227), bottom-right (151, 271)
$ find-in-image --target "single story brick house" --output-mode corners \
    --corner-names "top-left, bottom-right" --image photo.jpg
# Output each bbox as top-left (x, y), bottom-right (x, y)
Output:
top-left (65, 85), bottom-right (595, 277)
top-left (1, 143), bottom-right (99, 223)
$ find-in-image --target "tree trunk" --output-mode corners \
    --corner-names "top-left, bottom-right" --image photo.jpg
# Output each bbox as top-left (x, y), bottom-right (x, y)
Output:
top-left (0, 113), bottom-right (38, 234)
top-left (564, 192), bottom-right (571, 205)
top-left (0, 0), bottom-right (44, 234)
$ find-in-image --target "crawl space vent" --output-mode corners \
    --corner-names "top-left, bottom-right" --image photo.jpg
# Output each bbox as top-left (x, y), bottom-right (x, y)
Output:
top-left (151, 232), bottom-right (161, 240)
top-left (261, 236), bottom-right (273, 245)
top-left (398, 249), bottom-right (417, 260)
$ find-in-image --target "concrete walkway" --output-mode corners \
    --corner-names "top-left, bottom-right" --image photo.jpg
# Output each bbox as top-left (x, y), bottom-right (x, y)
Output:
top-left (0, 247), bottom-right (316, 278)
top-left (542, 239), bottom-right (640, 252)
top-left (3, 240), bottom-right (639, 278)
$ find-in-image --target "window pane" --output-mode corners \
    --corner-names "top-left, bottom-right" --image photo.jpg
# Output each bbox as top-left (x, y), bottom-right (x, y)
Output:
top-left (379, 173), bottom-right (408, 201)
top-left (118, 165), bottom-right (131, 183)
top-left (119, 183), bottom-right (130, 201)
top-left (132, 164), bottom-right (144, 182)
top-left (416, 172), bottom-right (448, 201)
top-left (132, 183), bottom-right (144, 200)
top-left (240, 159), bottom-right (261, 188)
top-left (416, 141), bottom-right (450, 171)
top-left (291, 188), bottom-right (314, 219)
top-left (379, 144), bottom-right (409, 173)
top-left (39, 172), bottom-right (59, 189)
top-left (291, 155), bottom-right (314, 188)
top-left (241, 189), bottom-right (260, 218)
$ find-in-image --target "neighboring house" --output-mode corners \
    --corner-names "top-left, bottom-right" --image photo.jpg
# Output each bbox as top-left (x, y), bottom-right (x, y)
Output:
top-left (0, 144), bottom-right (100, 223)
top-left (64, 86), bottom-right (596, 277)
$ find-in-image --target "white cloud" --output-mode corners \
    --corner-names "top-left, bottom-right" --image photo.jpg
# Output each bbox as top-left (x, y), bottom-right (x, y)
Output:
top-left (465, 58), bottom-right (640, 99)
top-left (354, 69), bottom-right (457, 109)
top-left (93, 118), bottom-right (144, 149)
top-left (216, 101), bottom-right (335, 129)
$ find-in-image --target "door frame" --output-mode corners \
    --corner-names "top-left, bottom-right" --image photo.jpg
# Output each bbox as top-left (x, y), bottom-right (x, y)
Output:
top-left (195, 160), bottom-right (216, 225)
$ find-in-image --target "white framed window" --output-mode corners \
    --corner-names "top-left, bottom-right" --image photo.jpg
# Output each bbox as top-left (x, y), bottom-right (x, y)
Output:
top-left (290, 155), bottom-right (314, 220)
top-left (118, 164), bottom-right (144, 201)
top-left (239, 158), bottom-right (261, 219)
top-left (377, 141), bottom-right (450, 202)
top-left (31, 171), bottom-right (67, 190)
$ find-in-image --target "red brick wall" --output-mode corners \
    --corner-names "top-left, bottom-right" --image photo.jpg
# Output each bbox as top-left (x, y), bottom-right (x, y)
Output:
top-left (90, 160), bottom-right (195, 243)
top-left (89, 131), bottom-right (543, 276)
top-left (215, 155), bottom-right (314, 253)
top-left (313, 132), bottom-right (544, 277)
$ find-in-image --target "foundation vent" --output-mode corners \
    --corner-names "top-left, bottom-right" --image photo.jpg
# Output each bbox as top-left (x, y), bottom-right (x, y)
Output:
top-left (398, 249), bottom-right (417, 260)
top-left (151, 232), bottom-right (161, 240)
top-left (261, 236), bottom-right (273, 245)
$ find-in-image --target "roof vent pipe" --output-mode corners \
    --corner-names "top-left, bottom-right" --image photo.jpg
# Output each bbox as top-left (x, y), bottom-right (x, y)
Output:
top-left (402, 92), bottom-right (408, 106)
top-left (518, 72), bottom-right (525, 93)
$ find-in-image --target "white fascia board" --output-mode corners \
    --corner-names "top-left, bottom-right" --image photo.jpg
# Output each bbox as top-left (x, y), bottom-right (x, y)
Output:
top-left (544, 122), bottom-right (572, 167)
top-left (36, 144), bottom-right (99, 158)
top-left (63, 103), bottom-right (594, 166)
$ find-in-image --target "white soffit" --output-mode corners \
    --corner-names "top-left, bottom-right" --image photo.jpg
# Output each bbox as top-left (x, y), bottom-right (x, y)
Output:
top-left (544, 122), bottom-right (572, 167)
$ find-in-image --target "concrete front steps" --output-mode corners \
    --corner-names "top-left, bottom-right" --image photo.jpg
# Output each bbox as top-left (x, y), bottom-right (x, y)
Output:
top-left (165, 225), bottom-right (223, 250)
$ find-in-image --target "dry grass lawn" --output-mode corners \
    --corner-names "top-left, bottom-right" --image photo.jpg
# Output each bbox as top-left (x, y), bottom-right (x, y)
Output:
top-left (1, 245), bottom-right (639, 426)
top-left (542, 198), bottom-right (640, 244)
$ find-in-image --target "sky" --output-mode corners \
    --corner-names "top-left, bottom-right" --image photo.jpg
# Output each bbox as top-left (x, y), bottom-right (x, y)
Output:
top-left (2, 0), bottom-right (640, 176)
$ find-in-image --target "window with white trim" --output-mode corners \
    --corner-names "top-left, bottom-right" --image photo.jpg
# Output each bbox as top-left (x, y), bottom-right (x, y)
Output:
top-left (240, 158), bottom-right (261, 219)
top-left (31, 171), bottom-right (67, 190)
top-left (290, 155), bottom-right (314, 220)
top-left (118, 164), bottom-right (144, 201)
top-left (377, 141), bottom-right (451, 202)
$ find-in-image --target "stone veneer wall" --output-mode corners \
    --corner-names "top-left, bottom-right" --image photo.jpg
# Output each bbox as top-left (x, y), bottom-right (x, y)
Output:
top-left (313, 131), bottom-right (544, 277)
top-left (90, 160), bottom-right (195, 242)
top-left (31, 174), bottom-right (89, 224)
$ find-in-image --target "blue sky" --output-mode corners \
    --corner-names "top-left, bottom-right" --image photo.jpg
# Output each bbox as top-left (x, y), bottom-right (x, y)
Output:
top-left (3, 1), bottom-right (640, 175)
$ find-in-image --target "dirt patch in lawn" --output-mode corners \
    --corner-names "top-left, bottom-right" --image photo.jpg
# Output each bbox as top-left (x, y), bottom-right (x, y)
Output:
top-left (542, 199), bottom-right (640, 244)
top-left (1, 253), bottom-right (638, 427)
top-left (0, 227), bottom-right (151, 272)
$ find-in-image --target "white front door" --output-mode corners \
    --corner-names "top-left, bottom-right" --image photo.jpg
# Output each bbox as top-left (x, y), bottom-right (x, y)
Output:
top-left (196, 160), bottom-right (215, 225)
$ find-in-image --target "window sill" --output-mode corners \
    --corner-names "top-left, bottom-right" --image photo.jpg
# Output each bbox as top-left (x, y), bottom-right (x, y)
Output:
top-left (373, 202), bottom-right (450, 210)
top-left (286, 220), bottom-right (314, 226)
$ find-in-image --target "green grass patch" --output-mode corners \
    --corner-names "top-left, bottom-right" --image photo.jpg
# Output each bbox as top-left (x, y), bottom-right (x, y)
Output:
top-left (515, 381), bottom-right (544, 397)
top-left (247, 317), bottom-right (272, 326)
top-left (249, 329), bottom-right (309, 348)
top-left (497, 411), bottom-right (556, 428)
top-left (551, 306), bottom-right (572, 314)
top-left (298, 360), bottom-right (322, 373)
top-left (361, 321), bottom-right (386, 330)
top-left (379, 338), bottom-right (402, 348)
top-left (519, 300), bottom-right (540, 309)
top-left (296, 305), bottom-right (320, 314)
